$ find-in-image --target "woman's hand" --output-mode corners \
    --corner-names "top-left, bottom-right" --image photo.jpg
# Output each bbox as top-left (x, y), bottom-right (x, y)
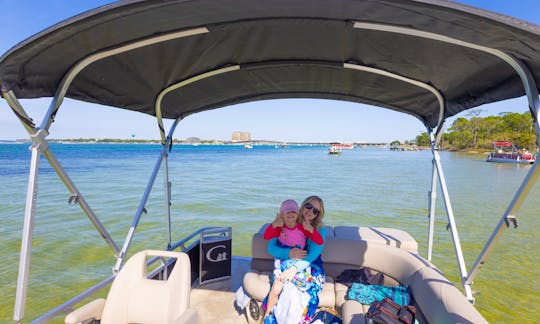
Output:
top-left (272, 213), bottom-right (284, 228)
top-left (279, 266), bottom-right (297, 282)
top-left (302, 219), bottom-right (314, 233)
top-left (288, 247), bottom-right (307, 260)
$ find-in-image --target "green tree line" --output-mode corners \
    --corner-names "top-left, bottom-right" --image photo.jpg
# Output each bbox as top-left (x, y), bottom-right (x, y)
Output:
top-left (415, 111), bottom-right (537, 151)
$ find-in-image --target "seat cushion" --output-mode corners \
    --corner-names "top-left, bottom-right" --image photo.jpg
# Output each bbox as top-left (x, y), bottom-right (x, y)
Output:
top-left (318, 276), bottom-right (335, 308)
top-left (334, 282), bottom-right (349, 309)
top-left (242, 271), bottom-right (271, 301)
top-left (341, 300), bottom-right (369, 324)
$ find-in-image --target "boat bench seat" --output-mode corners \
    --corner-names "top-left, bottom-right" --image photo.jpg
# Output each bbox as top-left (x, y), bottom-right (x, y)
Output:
top-left (243, 224), bottom-right (487, 324)
top-left (65, 250), bottom-right (197, 324)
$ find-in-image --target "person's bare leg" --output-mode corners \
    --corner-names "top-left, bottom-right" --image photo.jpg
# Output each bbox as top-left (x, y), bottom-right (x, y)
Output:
top-left (263, 279), bottom-right (283, 319)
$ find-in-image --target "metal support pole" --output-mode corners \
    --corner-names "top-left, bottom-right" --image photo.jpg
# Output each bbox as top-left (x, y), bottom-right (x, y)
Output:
top-left (163, 143), bottom-right (173, 248)
top-left (467, 157), bottom-right (540, 285)
top-left (426, 125), bottom-right (444, 262)
top-left (2, 91), bottom-right (36, 134)
top-left (4, 91), bottom-right (120, 256)
top-left (13, 131), bottom-right (45, 323)
top-left (114, 144), bottom-right (167, 273)
top-left (162, 119), bottom-right (182, 249)
top-left (433, 150), bottom-right (474, 301)
top-left (427, 150), bottom-right (438, 261)
top-left (41, 148), bottom-right (120, 255)
top-left (4, 90), bottom-right (120, 322)
top-left (114, 119), bottom-right (180, 273)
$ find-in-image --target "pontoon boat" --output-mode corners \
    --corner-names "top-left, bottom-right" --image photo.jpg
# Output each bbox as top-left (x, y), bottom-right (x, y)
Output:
top-left (486, 141), bottom-right (536, 164)
top-left (2, 0), bottom-right (540, 323)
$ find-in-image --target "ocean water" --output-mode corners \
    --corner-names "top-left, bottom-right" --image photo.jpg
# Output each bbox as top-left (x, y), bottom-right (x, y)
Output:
top-left (0, 143), bottom-right (538, 323)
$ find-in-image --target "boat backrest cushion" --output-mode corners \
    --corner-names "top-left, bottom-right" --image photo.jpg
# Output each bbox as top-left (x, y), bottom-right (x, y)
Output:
top-left (100, 250), bottom-right (191, 324)
top-left (405, 266), bottom-right (488, 324)
top-left (333, 226), bottom-right (418, 252)
top-left (321, 238), bottom-right (427, 280)
top-left (250, 224), bottom-right (417, 276)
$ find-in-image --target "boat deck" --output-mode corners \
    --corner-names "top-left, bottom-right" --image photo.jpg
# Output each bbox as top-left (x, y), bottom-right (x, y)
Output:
top-left (190, 256), bottom-right (251, 324)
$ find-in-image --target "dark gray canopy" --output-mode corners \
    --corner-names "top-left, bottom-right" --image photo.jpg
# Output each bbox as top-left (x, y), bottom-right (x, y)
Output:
top-left (2, 0), bottom-right (540, 129)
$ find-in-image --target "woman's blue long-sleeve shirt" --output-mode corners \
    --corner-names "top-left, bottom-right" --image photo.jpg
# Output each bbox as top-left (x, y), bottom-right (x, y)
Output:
top-left (267, 227), bottom-right (327, 272)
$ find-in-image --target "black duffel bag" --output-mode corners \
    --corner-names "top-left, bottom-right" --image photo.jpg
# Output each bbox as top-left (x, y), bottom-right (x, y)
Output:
top-left (366, 297), bottom-right (416, 324)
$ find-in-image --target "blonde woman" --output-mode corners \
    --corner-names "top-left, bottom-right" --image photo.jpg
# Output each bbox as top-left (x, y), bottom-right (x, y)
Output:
top-left (262, 196), bottom-right (326, 324)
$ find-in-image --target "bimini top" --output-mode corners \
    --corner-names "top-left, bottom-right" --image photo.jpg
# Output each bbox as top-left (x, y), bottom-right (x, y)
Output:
top-left (2, 0), bottom-right (540, 129)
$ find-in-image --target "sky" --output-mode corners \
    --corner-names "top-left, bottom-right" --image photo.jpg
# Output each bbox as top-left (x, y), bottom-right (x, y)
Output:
top-left (0, 1), bottom-right (539, 143)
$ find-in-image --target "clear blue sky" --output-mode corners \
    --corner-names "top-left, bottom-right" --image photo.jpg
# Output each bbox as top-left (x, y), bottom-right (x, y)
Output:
top-left (0, 0), bottom-right (539, 142)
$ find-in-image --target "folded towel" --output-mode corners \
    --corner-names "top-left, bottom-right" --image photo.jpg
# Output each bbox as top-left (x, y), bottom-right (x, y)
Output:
top-left (346, 283), bottom-right (411, 306)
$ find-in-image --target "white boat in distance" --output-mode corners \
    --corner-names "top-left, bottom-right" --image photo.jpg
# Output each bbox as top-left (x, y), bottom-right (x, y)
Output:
top-left (2, 1), bottom-right (540, 323)
top-left (486, 141), bottom-right (536, 164)
top-left (328, 145), bottom-right (342, 155)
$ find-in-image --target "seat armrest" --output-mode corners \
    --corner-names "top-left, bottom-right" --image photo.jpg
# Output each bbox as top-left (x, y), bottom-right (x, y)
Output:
top-left (65, 298), bottom-right (106, 324)
top-left (172, 308), bottom-right (198, 324)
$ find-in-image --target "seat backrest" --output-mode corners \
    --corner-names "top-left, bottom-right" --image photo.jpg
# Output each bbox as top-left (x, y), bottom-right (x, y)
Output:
top-left (333, 226), bottom-right (418, 252)
top-left (321, 238), bottom-right (427, 278)
top-left (101, 250), bottom-right (191, 324)
top-left (250, 223), bottom-right (334, 271)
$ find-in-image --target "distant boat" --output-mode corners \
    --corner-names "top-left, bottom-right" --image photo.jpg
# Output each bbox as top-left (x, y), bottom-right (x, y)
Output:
top-left (243, 143), bottom-right (253, 149)
top-left (486, 141), bottom-right (536, 164)
top-left (329, 142), bottom-right (355, 149)
top-left (389, 144), bottom-right (420, 151)
top-left (328, 145), bottom-right (342, 155)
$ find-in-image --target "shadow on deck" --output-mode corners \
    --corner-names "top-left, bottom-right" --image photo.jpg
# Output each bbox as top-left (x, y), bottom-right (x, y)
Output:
top-left (190, 256), bottom-right (251, 324)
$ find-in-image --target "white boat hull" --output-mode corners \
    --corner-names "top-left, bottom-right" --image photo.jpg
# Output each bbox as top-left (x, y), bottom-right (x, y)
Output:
top-left (486, 156), bottom-right (535, 164)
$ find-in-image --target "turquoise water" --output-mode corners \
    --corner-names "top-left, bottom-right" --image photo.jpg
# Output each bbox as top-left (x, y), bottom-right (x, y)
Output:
top-left (1, 143), bottom-right (538, 323)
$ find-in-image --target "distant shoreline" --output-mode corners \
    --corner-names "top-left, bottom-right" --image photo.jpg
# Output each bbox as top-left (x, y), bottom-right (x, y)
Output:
top-left (0, 140), bottom-right (493, 152)
top-left (0, 138), bottom-right (390, 146)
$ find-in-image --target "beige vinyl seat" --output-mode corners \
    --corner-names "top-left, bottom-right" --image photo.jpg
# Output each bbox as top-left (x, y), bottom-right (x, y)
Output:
top-left (243, 225), bottom-right (487, 324)
top-left (65, 249), bottom-right (197, 324)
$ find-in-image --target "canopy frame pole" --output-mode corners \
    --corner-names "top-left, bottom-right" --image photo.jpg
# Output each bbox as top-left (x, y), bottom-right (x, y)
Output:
top-left (113, 118), bottom-right (180, 273)
top-left (353, 21), bottom-right (540, 129)
top-left (426, 125), bottom-right (444, 262)
top-left (12, 129), bottom-right (42, 324)
top-left (3, 92), bottom-right (120, 255)
top-left (156, 115), bottom-right (173, 249)
top-left (431, 146), bottom-right (474, 301)
top-left (466, 60), bottom-right (540, 285)
top-left (466, 160), bottom-right (540, 286)
top-left (343, 63), bottom-right (445, 128)
top-left (426, 154), bottom-right (437, 262)
top-left (2, 91), bottom-right (120, 323)
top-left (164, 147), bottom-right (173, 249)
top-left (155, 66), bottom-right (245, 249)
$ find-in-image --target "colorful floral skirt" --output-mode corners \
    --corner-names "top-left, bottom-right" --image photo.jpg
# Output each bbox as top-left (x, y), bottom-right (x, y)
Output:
top-left (272, 259), bottom-right (314, 291)
top-left (263, 261), bottom-right (325, 323)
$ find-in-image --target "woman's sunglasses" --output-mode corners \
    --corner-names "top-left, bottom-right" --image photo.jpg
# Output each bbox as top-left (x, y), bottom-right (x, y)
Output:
top-left (304, 202), bottom-right (320, 216)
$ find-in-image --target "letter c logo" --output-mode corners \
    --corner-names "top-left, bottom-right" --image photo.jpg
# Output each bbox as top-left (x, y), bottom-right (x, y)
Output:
top-left (206, 245), bottom-right (228, 262)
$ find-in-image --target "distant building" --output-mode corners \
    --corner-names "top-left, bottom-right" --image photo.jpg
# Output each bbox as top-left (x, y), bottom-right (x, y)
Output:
top-left (186, 137), bottom-right (201, 143)
top-left (231, 131), bottom-right (251, 142)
